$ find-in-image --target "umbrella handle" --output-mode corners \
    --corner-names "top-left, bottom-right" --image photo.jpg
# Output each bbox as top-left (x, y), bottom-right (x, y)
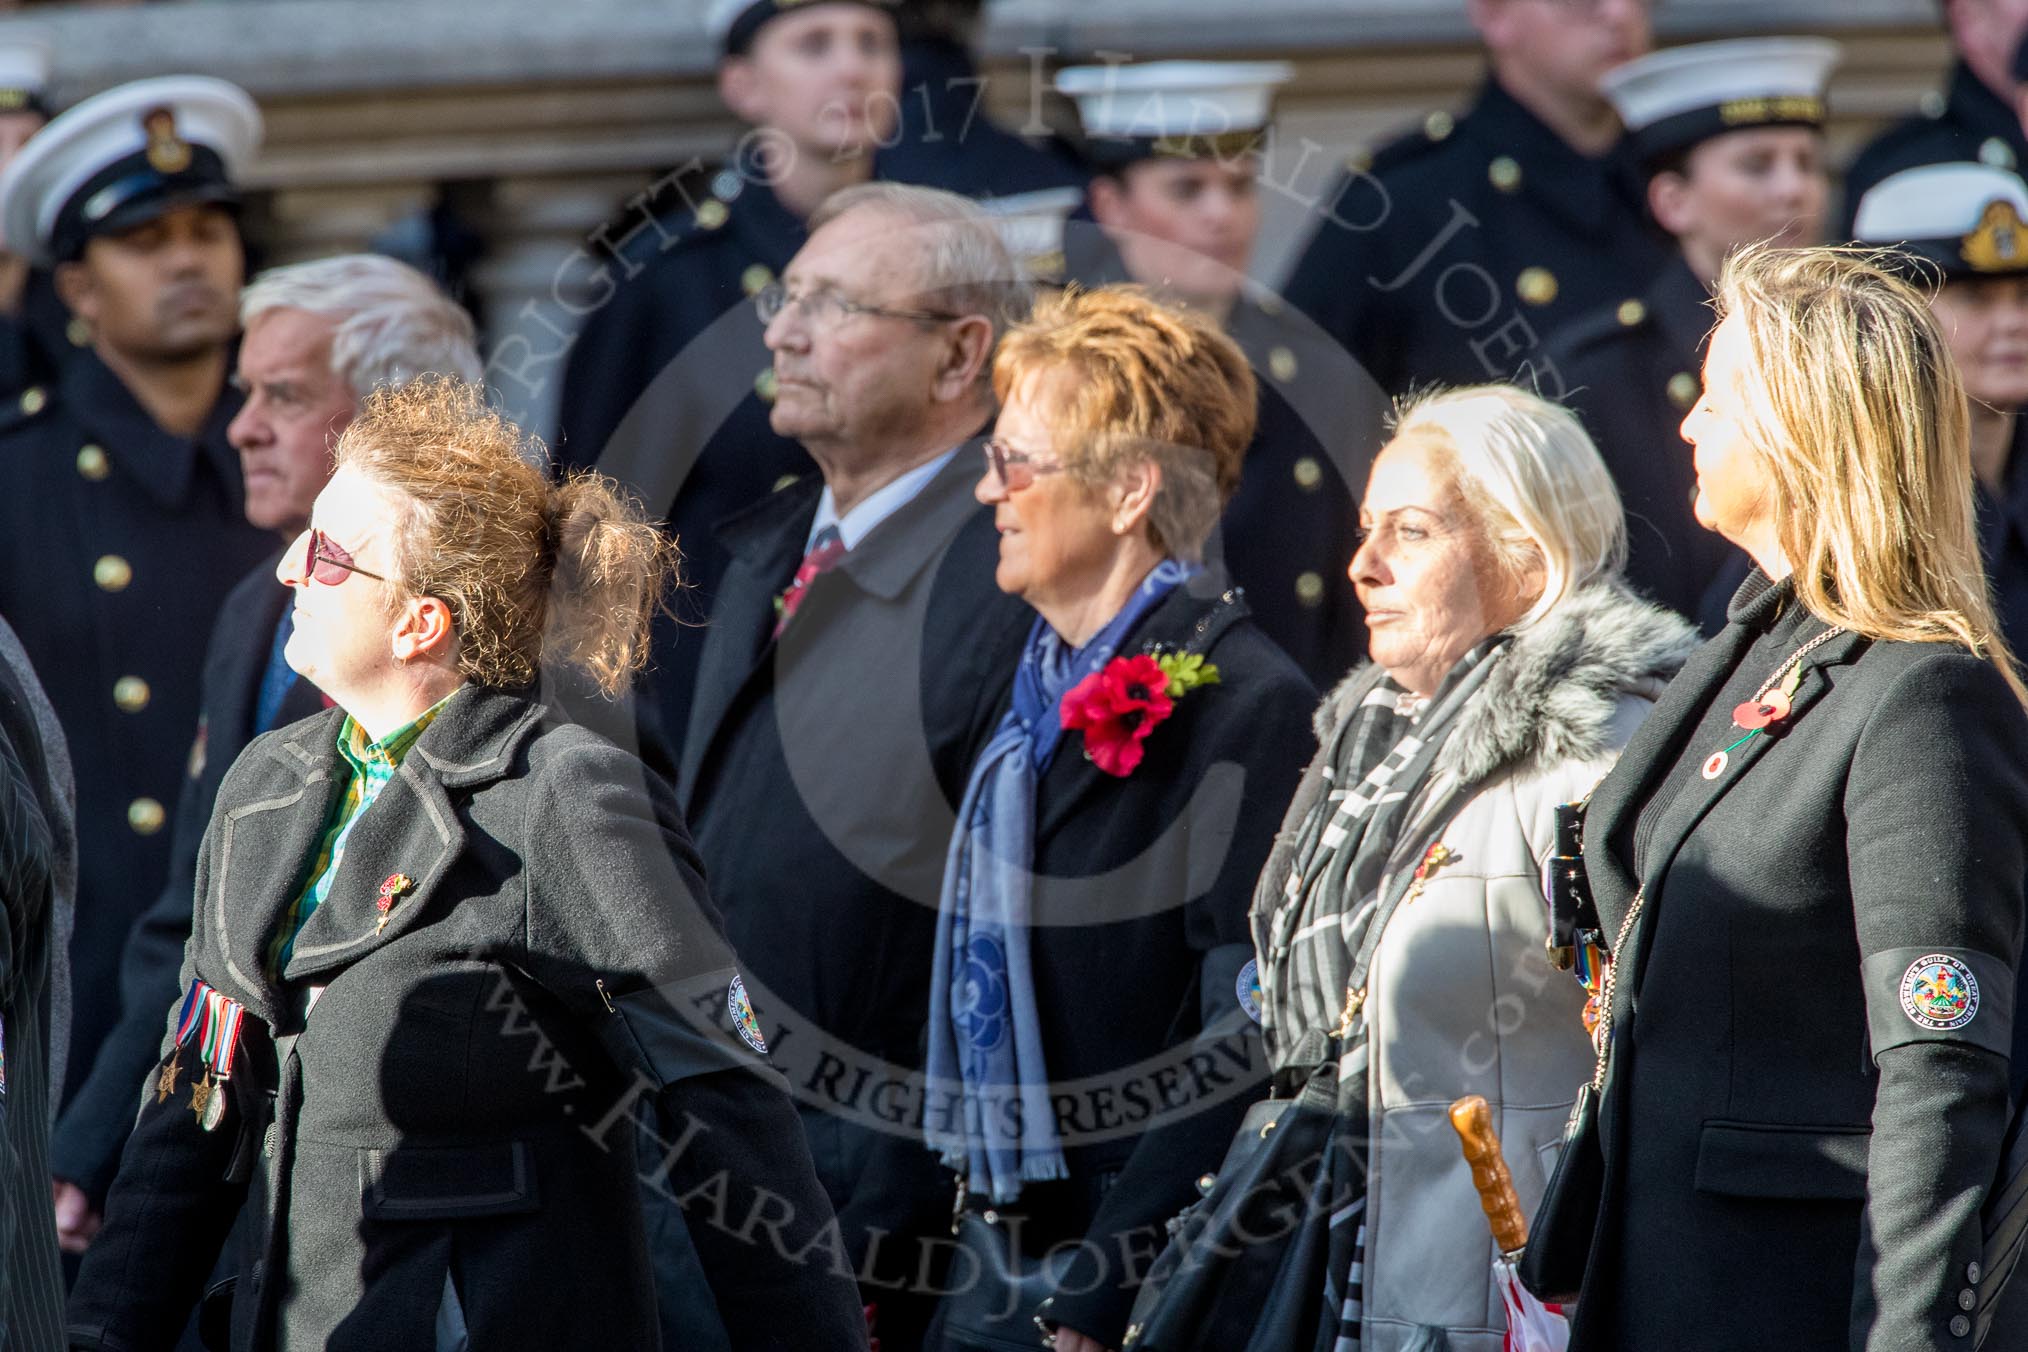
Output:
top-left (1450, 1094), bottom-right (1529, 1255)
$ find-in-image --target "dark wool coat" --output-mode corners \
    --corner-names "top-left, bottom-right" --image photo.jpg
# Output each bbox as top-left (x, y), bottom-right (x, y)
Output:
top-left (1839, 61), bottom-right (2028, 239)
top-left (65, 685), bottom-right (867, 1352)
top-left (947, 583), bottom-right (1317, 1347)
top-left (0, 618), bottom-right (71, 1350)
top-left (1572, 574), bottom-right (2028, 1351)
top-left (678, 449), bottom-right (1032, 1343)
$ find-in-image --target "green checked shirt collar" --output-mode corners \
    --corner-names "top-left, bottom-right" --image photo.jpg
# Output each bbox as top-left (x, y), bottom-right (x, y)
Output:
top-left (269, 692), bottom-right (456, 977)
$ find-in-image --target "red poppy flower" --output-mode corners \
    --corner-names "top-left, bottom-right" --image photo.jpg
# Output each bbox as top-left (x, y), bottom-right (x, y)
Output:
top-left (1061, 654), bottom-right (1176, 777)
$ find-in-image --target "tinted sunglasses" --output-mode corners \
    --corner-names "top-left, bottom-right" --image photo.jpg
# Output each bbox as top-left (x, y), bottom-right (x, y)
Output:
top-left (982, 438), bottom-right (1066, 492)
top-left (303, 528), bottom-right (387, 587)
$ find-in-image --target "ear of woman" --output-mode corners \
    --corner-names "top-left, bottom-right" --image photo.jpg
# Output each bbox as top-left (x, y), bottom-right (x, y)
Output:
top-left (1110, 458), bottom-right (1162, 536)
top-left (388, 594), bottom-right (455, 667)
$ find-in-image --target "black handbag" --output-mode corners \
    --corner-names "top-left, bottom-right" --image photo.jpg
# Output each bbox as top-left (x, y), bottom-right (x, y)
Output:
top-left (1120, 1043), bottom-right (1348, 1352)
top-left (1514, 1081), bottom-right (1604, 1304)
top-left (933, 1206), bottom-right (1077, 1352)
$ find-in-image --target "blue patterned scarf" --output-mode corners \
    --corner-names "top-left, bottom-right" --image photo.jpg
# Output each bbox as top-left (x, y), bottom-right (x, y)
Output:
top-left (927, 560), bottom-right (1198, 1202)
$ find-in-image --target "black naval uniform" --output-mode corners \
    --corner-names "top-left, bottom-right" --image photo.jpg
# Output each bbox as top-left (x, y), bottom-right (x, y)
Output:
top-left (1840, 61), bottom-right (2028, 236)
top-left (0, 269), bottom-right (79, 398)
top-left (1283, 78), bottom-right (1668, 398)
top-left (1546, 256), bottom-right (1739, 622)
top-left (555, 159), bottom-right (813, 762)
top-left (1061, 226), bottom-right (1378, 684)
top-left (0, 352), bottom-right (274, 1106)
top-left (883, 35), bottom-right (1088, 201)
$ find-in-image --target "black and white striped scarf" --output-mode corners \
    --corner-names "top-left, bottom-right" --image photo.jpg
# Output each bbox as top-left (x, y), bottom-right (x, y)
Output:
top-left (1254, 640), bottom-right (1507, 1351)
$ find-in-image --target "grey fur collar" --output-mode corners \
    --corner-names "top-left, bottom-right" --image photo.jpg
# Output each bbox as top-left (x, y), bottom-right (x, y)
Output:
top-left (1317, 582), bottom-right (1700, 786)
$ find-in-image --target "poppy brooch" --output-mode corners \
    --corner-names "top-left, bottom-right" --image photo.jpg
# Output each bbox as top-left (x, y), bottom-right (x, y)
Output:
top-left (1061, 650), bottom-right (1220, 777)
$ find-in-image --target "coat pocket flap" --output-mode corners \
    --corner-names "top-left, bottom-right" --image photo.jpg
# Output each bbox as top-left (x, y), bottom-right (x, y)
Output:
top-left (359, 1141), bottom-right (540, 1220)
top-left (1693, 1120), bottom-right (1870, 1200)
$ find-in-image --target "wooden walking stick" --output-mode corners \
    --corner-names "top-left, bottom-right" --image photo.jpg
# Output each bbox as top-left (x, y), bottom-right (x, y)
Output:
top-left (1450, 1095), bottom-right (1569, 1351)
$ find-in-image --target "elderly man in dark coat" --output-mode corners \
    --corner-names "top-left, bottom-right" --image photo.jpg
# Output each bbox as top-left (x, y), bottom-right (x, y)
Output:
top-left (678, 182), bottom-right (1033, 1349)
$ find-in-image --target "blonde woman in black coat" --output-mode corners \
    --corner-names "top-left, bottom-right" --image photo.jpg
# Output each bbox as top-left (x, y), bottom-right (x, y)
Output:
top-left (1562, 245), bottom-right (2028, 1350)
top-left (65, 380), bottom-right (866, 1351)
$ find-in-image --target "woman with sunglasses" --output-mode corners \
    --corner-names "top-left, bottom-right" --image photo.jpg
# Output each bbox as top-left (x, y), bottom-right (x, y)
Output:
top-left (66, 378), bottom-right (868, 1351)
top-left (924, 286), bottom-right (1316, 1352)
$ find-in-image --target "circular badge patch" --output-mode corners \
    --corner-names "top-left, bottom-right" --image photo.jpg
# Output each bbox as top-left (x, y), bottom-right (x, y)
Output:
top-left (727, 975), bottom-right (769, 1054)
top-left (1236, 959), bottom-right (1263, 1026)
top-left (1899, 953), bottom-right (1980, 1031)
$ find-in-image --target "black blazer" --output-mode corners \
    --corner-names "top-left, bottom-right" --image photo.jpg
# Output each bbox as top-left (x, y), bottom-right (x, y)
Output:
top-left (1573, 574), bottom-right (2028, 1351)
top-left (974, 582), bottom-right (1316, 1344)
top-left (66, 685), bottom-right (866, 1352)
top-left (679, 449), bottom-right (1032, 1268)
top-left (52, 552), bottom-right (324, 1199)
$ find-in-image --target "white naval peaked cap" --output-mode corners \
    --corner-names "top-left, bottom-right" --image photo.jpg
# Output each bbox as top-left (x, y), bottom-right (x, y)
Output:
top-left (1854, 162), bottom-right (2028, 279)
top-left (1056, 60), bottom-right (1293, 166)
top-left (0, 30), bottom-right (52, 114)
top-left (1601, 37), bottom-right (1840, 164)
top-left (0, 74), bottom-right (260, 266)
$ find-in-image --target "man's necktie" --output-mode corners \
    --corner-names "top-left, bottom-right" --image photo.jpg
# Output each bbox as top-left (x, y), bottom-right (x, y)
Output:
top-left (773, 524), bottom-right (847, 637)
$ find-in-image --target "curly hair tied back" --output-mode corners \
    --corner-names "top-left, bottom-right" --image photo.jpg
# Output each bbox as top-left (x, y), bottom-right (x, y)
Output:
top-left (332, 376), bottom-right (680, 697)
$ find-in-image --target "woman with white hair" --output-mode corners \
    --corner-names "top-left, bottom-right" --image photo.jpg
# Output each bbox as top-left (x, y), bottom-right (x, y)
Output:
top-left (1153, 385), bottom-right (1697, 1351)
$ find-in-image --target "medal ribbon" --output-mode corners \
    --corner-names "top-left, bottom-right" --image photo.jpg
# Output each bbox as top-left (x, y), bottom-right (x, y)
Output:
top-left (174, 981), bottom-right (207, 1047)
top-left (213, 1000), bottom-right (246, 1079)
top-left (200, 990), bottom-right (224, 1067)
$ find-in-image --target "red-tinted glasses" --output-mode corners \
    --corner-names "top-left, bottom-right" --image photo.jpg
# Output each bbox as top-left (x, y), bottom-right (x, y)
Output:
top-left (302, 528), bottom-right (387, 587)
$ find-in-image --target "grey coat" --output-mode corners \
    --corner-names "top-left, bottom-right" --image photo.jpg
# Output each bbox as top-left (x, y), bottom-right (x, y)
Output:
top-left (65, 684), bottom-right (868, 1352)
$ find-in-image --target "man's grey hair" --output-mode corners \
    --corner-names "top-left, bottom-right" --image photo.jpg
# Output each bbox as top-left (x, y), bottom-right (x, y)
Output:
top-left (809, 182), bottom-right (1033, 343)
top-left (240, 254), bottom-right (482, 397)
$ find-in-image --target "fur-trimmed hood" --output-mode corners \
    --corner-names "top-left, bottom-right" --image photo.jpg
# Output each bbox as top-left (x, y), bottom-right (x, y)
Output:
top-left (1316, 582), bottom-right (1700, 787)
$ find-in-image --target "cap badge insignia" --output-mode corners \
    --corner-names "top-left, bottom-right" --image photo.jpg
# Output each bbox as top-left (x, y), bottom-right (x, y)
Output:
top-left (1961, 199), bottom-right (2028, 273)
top-left (1900, 953), bottom-right (1979, 1031)
top-left (141, 106), bottom-right (192, 174)
top-left (728, 975), bottom-right (768, 1054)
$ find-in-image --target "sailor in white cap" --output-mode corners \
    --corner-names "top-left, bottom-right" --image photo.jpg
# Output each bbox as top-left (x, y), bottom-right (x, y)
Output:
top-left (1050, 59), bottom-right (1373, 690)
top-left (1855, 162), bottom-right (2028, 667)
top-left (0, 76), bottom-right (275, 1202)
top-left (1546, 36), bottom-right (1839, 628)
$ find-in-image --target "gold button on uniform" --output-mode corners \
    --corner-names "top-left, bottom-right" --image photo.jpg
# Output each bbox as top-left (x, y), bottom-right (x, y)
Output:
top-left (66, 318), bottom-right (90, 348)
top-left (76, 443), bottom-right (109, 480)
top-left (1344, 146), bottom-right (1373, 174)
top-left (1268, 345), bottom-right (1299, 383)
top-left (1981, 136), bottom-right (2017, 170)
top-left (697, 199), bottom-right (730, 230)
top-left (741, 263), bottom-right (774, 297)
top-left (1424, 110), bottom-right (1454, 142)
top-left (1293, 456), bottom-right (1323, 491)
top-left (1616, 299), bottom-right (1647, 327)
top-left (1295, 571), bottom-right (1325, 607)
top-left (1516, 267), bottom-right (1558, 306)
top-left (754, 368), bottom-right (779, 403)
top-left (94, 554), bottom-right (133, 592)
top-left (18, 386), bottom-right (44, 416)
top-left (1255, 290), bottom-right (1283, 317)
top-left (771, 473), bottom-right (800, 492)
top-left (1667, 371), bottom-right (1700, 410)
top-left (113, 676), bottom-right (151, 713)
top-left (128, 797), bottom-right (166, 836)
top-left (1488, 156), bottom-right (1522, 193)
